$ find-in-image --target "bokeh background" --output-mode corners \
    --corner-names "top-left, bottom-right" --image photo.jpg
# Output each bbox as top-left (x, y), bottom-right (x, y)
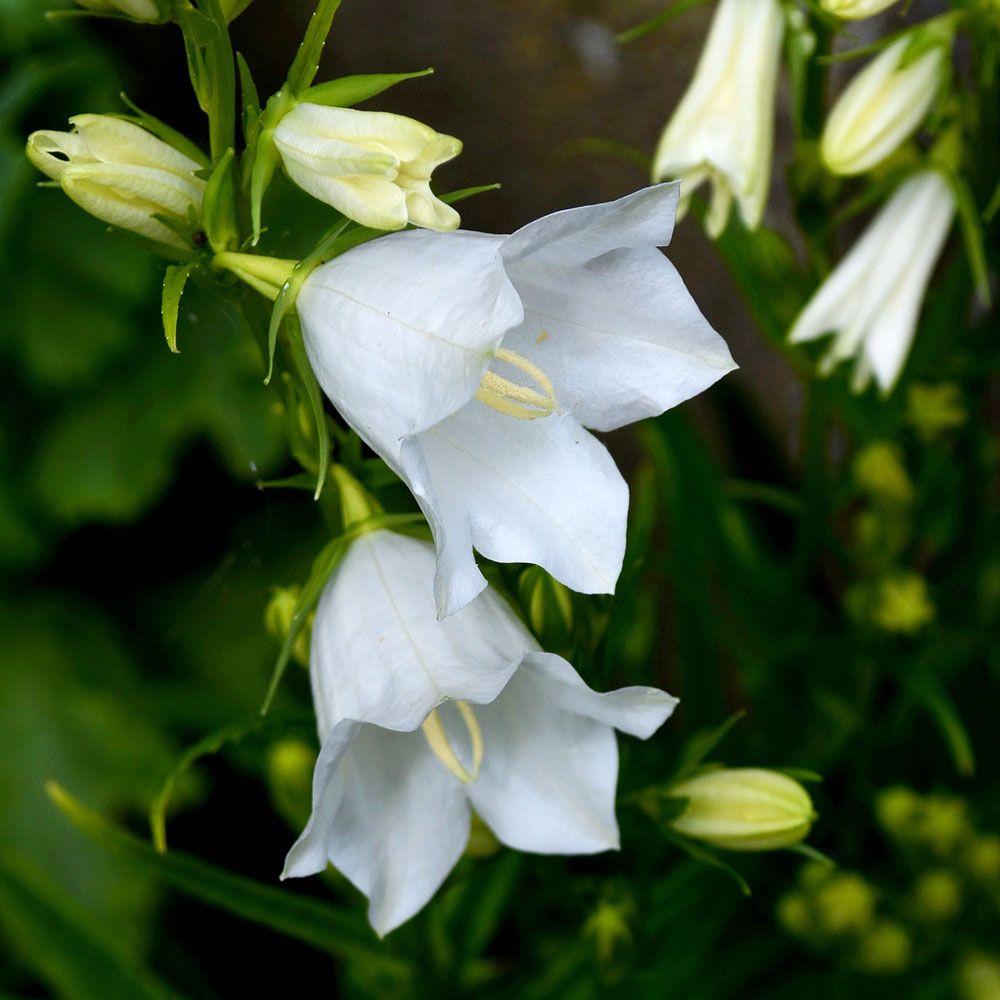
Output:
top-left (1, 0), bottom-right (997, 997)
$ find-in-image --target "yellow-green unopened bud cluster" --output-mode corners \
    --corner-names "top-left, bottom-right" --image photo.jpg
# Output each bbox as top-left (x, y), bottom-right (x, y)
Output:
top-left (668, 768), bottom-right (816, 852)
top-left (26, 115), bottom-right (205, 252)
top-left (265, 586), bottom-right (311, 667)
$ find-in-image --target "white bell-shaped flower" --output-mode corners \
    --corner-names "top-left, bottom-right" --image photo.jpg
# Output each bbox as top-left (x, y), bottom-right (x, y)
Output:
top-left (297, 183), bottom-right (736, 617)
top-left (651, 0), bottom-right (784, 238)
top-left (273, 103), bottom-right (461, 232)
top-left (26, 115), bottom-right (206, 251)
top-left (282, 529), bottom-right (677, 936)
top-left (789, 170), bottom-right (955, 393)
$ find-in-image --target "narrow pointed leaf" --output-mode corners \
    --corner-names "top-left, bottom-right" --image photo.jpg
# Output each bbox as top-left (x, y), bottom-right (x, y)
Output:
top-left (286, 0), bottom-right (344, 94)
top-left (440, 183), bottom-right (501, 205)
top-left (202, 148), bottom-right (238, 253)
top-left (298, 68), bottom-right (433, 108)
top-left (161, 263), bottom-right (197, 353)
top-left (236, 52), bottom-right (261, 142)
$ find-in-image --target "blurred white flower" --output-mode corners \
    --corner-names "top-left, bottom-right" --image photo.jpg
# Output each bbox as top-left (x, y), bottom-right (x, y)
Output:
top-left (820, 0), bottom-right (901, 19)
top-left (821, 30), bottom-right (950, 176)
top-left (297, 184), bottom-right (735, 617)
top-left (651, 0), bottom-right (784, 238)
top-left (282, 529), bottom-right (677, 936)
top-left (789, 170), bottom-right (955, 393)
top-left (26, 115), bottom-right (205, 251)
top-left (273, 103), bottom-right (461, 231)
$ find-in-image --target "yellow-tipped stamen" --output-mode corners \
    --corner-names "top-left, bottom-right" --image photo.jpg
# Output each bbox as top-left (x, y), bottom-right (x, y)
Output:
top-left (421, 700), bottom-right (484, 783)
top-left (475, 347), bottom-right (557, 420)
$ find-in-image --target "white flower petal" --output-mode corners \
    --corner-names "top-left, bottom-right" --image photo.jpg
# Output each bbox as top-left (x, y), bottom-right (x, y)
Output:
top-left (466, 658), bottom-right (623, 854)
top-left (310, 530), bottom-right (535, 734)
top-left (282, 721), bottom-right (470, 937)
top-left (402, 406), bottom-right (628, 618)
top-left (299, 229), bottom-right (523, 456)
top-left (70, 114), bottom-right (204, 176)
top-left (502, 246), bottom-right (735, 432)
top-left (500, 183), bottom-right (682, 268)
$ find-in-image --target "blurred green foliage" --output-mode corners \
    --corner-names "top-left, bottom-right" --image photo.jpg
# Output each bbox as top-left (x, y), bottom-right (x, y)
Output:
top-left (0, 0), bottom-right (998, 998)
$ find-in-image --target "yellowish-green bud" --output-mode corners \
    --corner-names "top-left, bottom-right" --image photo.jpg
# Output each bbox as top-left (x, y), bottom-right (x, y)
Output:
top-left (958, 953), bottom-right (1000, 1000)
top-left (73, 0), bottom-right (164, 21)
top-left (330, 464), bottom-right (382, 530)
top-left (854, 442), bottom-right (913, 505)
top-left (911, 869), bottom-right (962, 922)
top-left (819, 0), bottom-right (900, 19)
top-left (266, 738), bottom-right (316, 827)
top-left (667, 768), bottom-right (817, 852)
top-left (821, 27), bottom-right (951, 176)
top-left (26, 115), bottom-right (206, 252)
top-left (917, 794), bottom-right (971, 856)
top-left (264, 586), bottom-right (311, 667)
top-left (871, 573), bottom-right (935, 633)
top-left (815, 873), bottom-right (878, 936)
top-left (964, 835), bottom-right (1000, 881)
top-left (906, 383), bottom-right (967, 441)
top-left (776, 891), bottom-right (814, 938)
top-left (876, 785), bottom-right (921, 836)
top-left (854, 920), bottom-right (912, 975)
top-left (583, 897), bottom-right (635, 965)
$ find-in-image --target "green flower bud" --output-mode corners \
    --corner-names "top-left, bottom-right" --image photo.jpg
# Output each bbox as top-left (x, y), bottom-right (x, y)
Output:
top-left (583, 897), bottom-right (635, 965)
top-left (330, 465), bottom-right (382, 530)
top-left (871, 573), bottom-right (935, 634)
top-left (667, 768), bottom-right (817, 852)
top-left (964, 835), bottom-right (1000, 881)
top-left (266, 738), bottom-right (316, 828)
top-left (854, 442), bottom-right (913, 505)
top-left (815, 872), bottom-right (878, 936)
top-left (906, 383), bottom-right (967, 441)
top-left (875, 785), bottom-right (921, 837)
top-left (776, 891), bottom-right (814, 938)
top-left (917, 795), bottom-right (971, 856)
top-left (264, 586), bottom-right (311, 667)
top-left (958, 952), bottom-right (1000, 1000)
top-left (911, 869), bottom-right (962, 922)
top-left (855, 920), bottom-right (912, 975)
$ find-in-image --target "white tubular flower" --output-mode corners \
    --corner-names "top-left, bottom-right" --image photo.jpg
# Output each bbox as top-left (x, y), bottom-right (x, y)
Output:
top-left (821, 33), bottom-right (949, 176)
top-left (297, 183), bottom-right (736, 617)
top-left (272, 103), bottom-right (461, 232)
top-left (282, 529), bottom-right (677, 936)
top-left (26, 115), bottom-right (206, 251)
top-left (789, 170), bottom-right (955, 393)
top-left (651, 0), bottom-right (784, 238)
top-left (72, 0), bottom-right (162, 20)
top-left (820, 0), bottom-right (900, 19)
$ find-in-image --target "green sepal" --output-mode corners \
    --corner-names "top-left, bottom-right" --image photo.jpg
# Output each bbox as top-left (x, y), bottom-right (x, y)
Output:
top-left (284, 315), bottom-right (331, 501)
top-left (173, 1), bottom-right (217, 44)
top-left (298, 68), bottom-right (433, 108)
top-left (202, 148), bottom-right (238, 252)
top-left (149, 712), bottom-right (313, 853)
top-left (286, 0), bottom-right (344, 95)
top-left (661, 828), bottom-right (752, 896)
top-left (160, 262), bottom-right (197, 353)
top-left (668, 711), bottom-right (747, 785)
top-left (236, 51), bottom-right (261, 143)
top-left (249, 127), bottom-right (279, 243)
top-left (259, 511), bottom-right (427, 714)
top-left (117, 93), bottom-right (210, 167)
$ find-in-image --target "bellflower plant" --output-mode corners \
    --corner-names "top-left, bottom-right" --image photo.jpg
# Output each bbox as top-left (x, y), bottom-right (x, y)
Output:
top-left (789, 170), bottom-right (956, 393)
top-left (282, 529), bottom-right (677, 935)
top-left (820, 0), bottom-right (901, 18)
top-left (651, 0), bottom-right (784, 238)
top-left (273, 104), bottom-right (462, 232)
top-left (26, 115), bottom-right (206, 252)
top-left (294, 183), bottom-right (736, 617)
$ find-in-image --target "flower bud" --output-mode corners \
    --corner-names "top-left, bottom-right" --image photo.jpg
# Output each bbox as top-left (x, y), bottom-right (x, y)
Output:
top-left (855, 920), bottom-right (912, 975)
top-left (911, 869), bottom-right (962, 922)
top-left (964, 835), bottom-right (1000, 881)
top-left (667, 768), bottom-right (816, 852)
top-left (906, 383), bottom-right (967, 441)
top-left (26, 115), bottom-right (206, 252)
top-left (820, 0), bottom-right (900, 19)
top-left (958, 953), bottom-right (1000, 1000)
top-left (821, 27), bottom-right (951, 176)
top-left (266, 738), bottom-right (316, 828)
top-left (815, 872), bottom-right (877, 936)
top-left (871, 573), bottom-right (935, 634)
top-left (264, 586), bottom-right (311, 667)
top-left (72, 0), bottom-right (164, 21)
top-left (854, 442), bottom-right (913, 505)
top-left (272, 103), bottom-right (461, 232)
top-left (652, 0), bottom-right (784, 238)
top-left (875, 785), bottom-right (921, 836)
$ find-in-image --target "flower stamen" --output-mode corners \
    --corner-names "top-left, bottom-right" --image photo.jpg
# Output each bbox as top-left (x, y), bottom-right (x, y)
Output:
top-left (421, 700), bottom-right (484, 784)
top-left (475, 347), bottom-right (557, 420)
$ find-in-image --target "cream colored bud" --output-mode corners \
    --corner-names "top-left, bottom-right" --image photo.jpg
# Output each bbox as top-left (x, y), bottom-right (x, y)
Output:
top-left (820, 0), bottom-right (901, 19)
top-left (273, 103), bottom-right (461, 232)
top-left (73, 0), bottom-right (162, 22)
top-left (668, 768), bottom-right (816, 852)
top-left (652, 0), bottom-right (784, 238)
top-left (821, 32), bottom-right (949, 176)
top-left (27, 115), bottom-right (205, 251)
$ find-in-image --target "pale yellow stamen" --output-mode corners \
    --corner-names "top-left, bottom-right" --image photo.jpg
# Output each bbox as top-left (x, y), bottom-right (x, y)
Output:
top-left (475, 347), bottom-right (557, 420)
top-left (421, 700), bottom-right (484, 784)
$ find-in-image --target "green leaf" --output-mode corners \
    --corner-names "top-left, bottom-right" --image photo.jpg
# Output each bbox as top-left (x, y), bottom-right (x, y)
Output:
top-left (202, 148), bottom-right (238, 252)
top-left (616, 0), bottom-right (711, 45)
top-left (440, 183), bottom-right (501, 205)
top-left (47, 784), bottom-right (411, 975)
top-left (908, 670), bottom-right (976, 776)
top-left (236, 51), bottom-right (261, 142)
top-left (298, 68), bottom-right (433, 108)
top-left (149, 713), bottom-right (313, 853)
top-left (160, 262), bottom-right (196, 353)
top-left (286, 0), bottom-right (344, 95)
top-left (671, 711), bottom-right (747, 783)
top-left (0, 852), bottom-right (182, 1000)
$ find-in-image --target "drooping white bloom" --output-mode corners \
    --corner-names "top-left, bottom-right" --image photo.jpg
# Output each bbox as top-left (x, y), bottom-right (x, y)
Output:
top-left (282, 529), bottom-right (677, 935)
top-left (297, 183), bottom-right (736, 617)
top-left (651, 0), bottom-right (784, 238)
top-left (26, 115), bottom-right (206, 251)
top-left (273, 103), bottom-right (461, 232)
top-left (820, 0), bottom-right (900, 19)
top-left (821, 32), bottom-right (949, 176)
top-left (789, 170), bottom-right (955, 393)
